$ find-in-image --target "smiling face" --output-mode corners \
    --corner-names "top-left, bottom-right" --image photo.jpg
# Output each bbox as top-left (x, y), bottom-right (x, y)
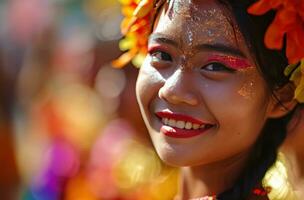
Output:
top-left (136, 0), bottom-right (275, 167)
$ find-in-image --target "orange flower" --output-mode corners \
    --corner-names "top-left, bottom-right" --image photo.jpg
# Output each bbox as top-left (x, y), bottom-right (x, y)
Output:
top-left (248, 0), bottom-right (304, 64)
top-left (248, 0), bottom-right (304, 102)
top-left (112, 0), bottom-right (155, 68)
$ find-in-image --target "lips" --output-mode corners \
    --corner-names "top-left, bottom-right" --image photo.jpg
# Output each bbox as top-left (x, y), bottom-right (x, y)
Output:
top-left (155, 110), bottom-right (214, 138)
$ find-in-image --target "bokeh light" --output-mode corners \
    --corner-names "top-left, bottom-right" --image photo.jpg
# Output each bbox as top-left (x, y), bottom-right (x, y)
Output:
top-left (0, 1), bottom-right (178, 200)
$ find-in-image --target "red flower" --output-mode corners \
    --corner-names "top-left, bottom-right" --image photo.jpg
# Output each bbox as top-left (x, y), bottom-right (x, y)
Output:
top-left (248, 0), bottom-right (304, 64)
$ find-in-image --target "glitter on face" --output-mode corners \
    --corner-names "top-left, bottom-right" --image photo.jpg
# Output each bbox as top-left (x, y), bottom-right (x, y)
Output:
top-left (207, 55), bottom-right (252, 70)
top-left (169, 0), bottom-right (196, 46)
top-left (169, 0), bottom-right (191, 18)
top-left (167, 0), bottom-right (239, 50)
top-left (154, 0), bottom-right (251, 71)
top-left (138, 0), bottom-right (274, 175)
top-left (238, 81), bottom-right (255, 99)
top-left (207, 30), bottom-right (214, 37)
top-left (187, 26), bottom-right (194, 45)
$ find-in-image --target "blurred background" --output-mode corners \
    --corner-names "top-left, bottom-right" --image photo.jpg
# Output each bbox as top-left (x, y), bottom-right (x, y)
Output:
top-left (2, 1), bottom-right (304, 199)
top-left (0, 0), bottom-right (178, 199)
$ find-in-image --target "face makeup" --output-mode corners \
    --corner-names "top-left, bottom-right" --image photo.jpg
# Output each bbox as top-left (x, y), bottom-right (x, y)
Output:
top-left (238, 81), bottom-right (255, 99)
top-left (168, 0), bottom-right (237, 48)
top-left (136, 0), bottom-right (273, 167)
top-left (206, 55), bottom-right (252, 70)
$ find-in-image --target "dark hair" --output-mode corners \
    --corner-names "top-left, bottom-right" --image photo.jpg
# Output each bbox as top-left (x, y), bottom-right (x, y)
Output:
top-left (215, 0), bottom-right (298, 199)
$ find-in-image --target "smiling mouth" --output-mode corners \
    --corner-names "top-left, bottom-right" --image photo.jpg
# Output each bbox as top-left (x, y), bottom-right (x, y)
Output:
top-left (161, 118), bottom-right (213, 130)
top-left (155, 111), bottom-right (215, 138)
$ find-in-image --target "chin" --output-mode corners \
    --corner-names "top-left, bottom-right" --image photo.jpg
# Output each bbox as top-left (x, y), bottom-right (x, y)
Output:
top-left (159, 154), bottom-right (191, 167)
top-left (153, 144), bottom-right (198, 167)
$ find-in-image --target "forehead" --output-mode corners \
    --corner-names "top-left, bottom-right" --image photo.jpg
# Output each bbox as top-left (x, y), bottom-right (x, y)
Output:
top-left (153, 0), bottom-right (247, 51)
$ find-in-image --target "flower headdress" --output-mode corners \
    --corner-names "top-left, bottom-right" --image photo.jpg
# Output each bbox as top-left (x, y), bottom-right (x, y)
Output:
top-left (113, 0), bottom-right (304, 103)
top-left (112, 0), bottom-right (164, 68)
top-left (248, 0), bottom-right (304, 102)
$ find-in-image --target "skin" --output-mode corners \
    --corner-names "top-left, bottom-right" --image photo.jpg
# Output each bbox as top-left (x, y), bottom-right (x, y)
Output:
top-left (136, 0), bottom-right (292, 198)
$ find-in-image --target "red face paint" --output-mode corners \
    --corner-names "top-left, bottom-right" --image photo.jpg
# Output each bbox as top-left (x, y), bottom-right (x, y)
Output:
top-left (147, 45), bottom-right (164, 54)
top-left (207, 55), bottom-right (252, 70)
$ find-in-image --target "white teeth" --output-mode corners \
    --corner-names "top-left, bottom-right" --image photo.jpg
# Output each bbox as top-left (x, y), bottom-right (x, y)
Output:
top-left (176, 121), bottom-right (185, 129)
top-left (161, 118), bottom-right (211, 130)
top-left (168, 119), bottom-right (176, 127)
top-left (162, 118), bottom-right (168, 124)
top-left (193, 123), bottom-right (200, 130)
top-left (185, 122), bottom-right (192, 129)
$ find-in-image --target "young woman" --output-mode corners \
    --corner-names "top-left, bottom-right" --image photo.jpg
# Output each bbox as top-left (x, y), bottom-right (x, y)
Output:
top-left (114, 0), bottom-right (304, 199)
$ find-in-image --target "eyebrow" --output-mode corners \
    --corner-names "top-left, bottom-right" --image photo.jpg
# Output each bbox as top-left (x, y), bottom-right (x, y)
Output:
top-left (149, 33), bottom-right (179, 48)
top-left (149, 33), bottom-right (246, 58)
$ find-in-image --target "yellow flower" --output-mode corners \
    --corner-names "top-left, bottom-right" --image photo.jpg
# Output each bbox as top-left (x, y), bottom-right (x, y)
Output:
top-left (284, 59), bottom-right (304, 103)
top-left (294, 60), bottom-right (304, 102)
top-left (133, 0), bottom-right (154, 18)
top-left (112, 0), bottom-right (156, 68)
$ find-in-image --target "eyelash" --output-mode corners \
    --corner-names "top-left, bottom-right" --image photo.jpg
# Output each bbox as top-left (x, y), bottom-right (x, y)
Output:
top-left (148, 49), bottom-right (236, 73)
top-left (149, 50), bottom-right (173, 62)
top-left (202, 62), bottom-right (236, 73)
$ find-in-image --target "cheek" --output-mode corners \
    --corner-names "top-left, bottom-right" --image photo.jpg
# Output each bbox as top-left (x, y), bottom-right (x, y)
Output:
top-left (192, 75), bottom-right (270, 161)
top-left (136, 60), bottom-right (165, 110)
top-left (237, 71), bottom-right (262, 100)
top-left (202, 72), bottom-right (269, 136)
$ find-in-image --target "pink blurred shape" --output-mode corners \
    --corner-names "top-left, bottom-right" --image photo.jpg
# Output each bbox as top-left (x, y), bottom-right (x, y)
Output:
top-left (87, 119), bottom-right (136, 199)
top-left (7, 0), bottom-right (53, 44)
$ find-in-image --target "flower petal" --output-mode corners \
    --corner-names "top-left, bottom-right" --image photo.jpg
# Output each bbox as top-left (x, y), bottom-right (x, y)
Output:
top-left (121, 17), bottom-right (137, 34)
top-left (119, 0), bottom-right (133, 6)
top-left (286, 25), bottom-right (304, 64)
top-left (112, 48), bottom-right (138, 68)
top-left (264, 7), bottom-right (298, 50)
top-left (290, 60), bottom-right (304, 102)
top-left (294, 78), bottom-right (304, 103)
top-left (119, 35), bottom-right (136, 51)
top-left (264, 20), bottom-right (285, 49)
top-left (133, 0), bottom-right (154, 18)
top-left (122, 5), bottom-right (136, 17)
top-left (284, 63), bottom-right (298, 76)
top-left (299, 1), bottom-right (304, 20)
top-left (289, 66), bottom-right (301, 85)
top-left (132, 52), bottom-right (147, 68)
top-left (247, 0), bottom-right (275, 15)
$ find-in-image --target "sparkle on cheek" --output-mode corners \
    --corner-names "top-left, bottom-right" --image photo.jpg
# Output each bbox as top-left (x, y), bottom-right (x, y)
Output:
top-left (238, 81), bottom-right (255, 100)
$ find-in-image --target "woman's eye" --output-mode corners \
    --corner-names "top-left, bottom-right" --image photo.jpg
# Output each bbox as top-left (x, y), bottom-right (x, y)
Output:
top-left (202, 62), bottom-right (235, 73)
top-left (150, 51), bottom-right (172, 62)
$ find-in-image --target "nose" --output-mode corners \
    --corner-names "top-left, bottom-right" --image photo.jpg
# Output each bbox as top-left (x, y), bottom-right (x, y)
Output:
top-left (158, 70), bottom-right (200, 106)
